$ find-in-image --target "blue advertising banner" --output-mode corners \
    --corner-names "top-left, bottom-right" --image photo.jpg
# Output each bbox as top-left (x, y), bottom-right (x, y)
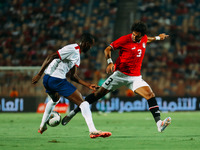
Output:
top-left (0, 97), bottom-right (37, 112)
top-left (1, 96), bottom-right (199, 112)
top-left (70, 97), bottom-right (200, 112)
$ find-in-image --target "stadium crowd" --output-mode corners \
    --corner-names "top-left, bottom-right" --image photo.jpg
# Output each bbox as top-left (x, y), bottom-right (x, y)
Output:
top-left (0, 0), bottom-right (200, 97)
top-left (136, 0), bottom-right (200, 96)
top-left (0, 0), bottom-right (117, 96)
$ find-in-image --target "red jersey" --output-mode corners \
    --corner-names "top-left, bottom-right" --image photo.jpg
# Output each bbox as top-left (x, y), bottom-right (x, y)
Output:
top-left (110, 34), bottom-right (148, 76)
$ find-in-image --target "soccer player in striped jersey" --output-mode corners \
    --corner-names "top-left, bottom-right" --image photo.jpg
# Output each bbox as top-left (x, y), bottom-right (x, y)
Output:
top-left (32, 33), bottom-right (111, 138)
top-left (62, 22), bottom-right (171, 133)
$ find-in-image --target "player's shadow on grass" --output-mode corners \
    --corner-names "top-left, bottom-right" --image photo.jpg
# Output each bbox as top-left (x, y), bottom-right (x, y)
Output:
top-left (111, 135), bottom-right (138, 138)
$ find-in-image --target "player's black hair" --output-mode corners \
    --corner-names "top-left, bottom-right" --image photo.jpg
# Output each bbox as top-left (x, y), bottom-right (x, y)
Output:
top-left (80, 33), bottom-right (95, 44)
top-left (131, 21), bottom-right (147, 36)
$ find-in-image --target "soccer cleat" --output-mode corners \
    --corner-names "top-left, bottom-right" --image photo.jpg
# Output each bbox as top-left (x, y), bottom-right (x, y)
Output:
top-left (61, 115), bottom-right (74, 126)
top-left (90, 131), bottom-right (112, 139)
top-left (157, 117), bottom-right (171, 132)
top-left (38, 125), bottom-right (47, 134)
top-left (62, 111), bottom-right (76, 126)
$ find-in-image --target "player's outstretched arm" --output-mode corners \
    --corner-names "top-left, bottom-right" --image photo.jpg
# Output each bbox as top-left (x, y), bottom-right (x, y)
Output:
top-left (147, 33), bottom-right (169, 43)
top-left (32, 52), bottom-right (59, 84)
top-left (70, 66), bottom-right (99, 91)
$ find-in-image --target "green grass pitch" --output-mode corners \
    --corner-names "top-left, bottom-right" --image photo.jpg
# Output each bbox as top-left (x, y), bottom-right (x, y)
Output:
top-left (0, 112), bottom-right (200, 150)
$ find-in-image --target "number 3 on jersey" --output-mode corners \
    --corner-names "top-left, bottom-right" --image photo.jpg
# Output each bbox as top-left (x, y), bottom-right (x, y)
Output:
top-left (137, 49), bottom-right (142, 57)
top-left (105, 77), bottom-right (113, 86)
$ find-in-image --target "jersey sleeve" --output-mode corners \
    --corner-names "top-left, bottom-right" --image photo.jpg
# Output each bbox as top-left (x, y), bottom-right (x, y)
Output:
top-left (110, 35), bottom-right (128, 50)
top-left (143, 35), bottom-right (148, 43)
top-left (75, 58), bottom-right (80, 67)
top-left (57, 45), bottom-right (75, 61)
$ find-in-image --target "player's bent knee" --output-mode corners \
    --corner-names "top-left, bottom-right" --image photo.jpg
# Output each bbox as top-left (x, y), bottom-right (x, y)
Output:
top-left (49, 93), bottom-right (60, 102)
top-left (146, 92), bottom-right (155, 100)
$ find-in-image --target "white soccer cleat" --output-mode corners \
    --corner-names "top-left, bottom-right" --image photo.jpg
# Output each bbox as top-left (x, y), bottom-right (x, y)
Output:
top-left (157, 117), bottom-right (171, 132)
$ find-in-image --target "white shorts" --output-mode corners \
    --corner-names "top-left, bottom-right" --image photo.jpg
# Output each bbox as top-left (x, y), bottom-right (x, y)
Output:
top-left (102, 71), bottom-right (150, 92)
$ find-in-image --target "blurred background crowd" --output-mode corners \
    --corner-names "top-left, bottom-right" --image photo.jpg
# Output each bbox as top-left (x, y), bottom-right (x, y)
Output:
top-left (0, 0), bottom-right (200, 98)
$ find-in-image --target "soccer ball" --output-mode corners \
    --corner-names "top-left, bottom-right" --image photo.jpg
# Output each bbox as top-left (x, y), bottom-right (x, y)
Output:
top-left (47, 111), bottom-right (61, 127)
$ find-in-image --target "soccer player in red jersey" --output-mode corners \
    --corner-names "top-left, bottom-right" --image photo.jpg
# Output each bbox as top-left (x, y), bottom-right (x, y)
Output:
top-left (62, 22), bottom-right (171, 132)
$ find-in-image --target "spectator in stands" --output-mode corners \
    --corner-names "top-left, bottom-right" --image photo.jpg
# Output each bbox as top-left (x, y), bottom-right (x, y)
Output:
top-left (10, 87), bottom-right (19, 97)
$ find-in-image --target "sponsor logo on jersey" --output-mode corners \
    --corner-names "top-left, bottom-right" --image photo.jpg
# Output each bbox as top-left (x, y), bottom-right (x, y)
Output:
top-left (143, 43), bottom-right (146, 48)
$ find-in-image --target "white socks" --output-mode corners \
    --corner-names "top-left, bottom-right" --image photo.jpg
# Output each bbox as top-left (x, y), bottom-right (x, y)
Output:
top-left (40, 99), bottom-right (60, 128)
top-left (40, 100), bottom-right (97, 133)
top-left (79, 101), bottom-right (97, 132)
